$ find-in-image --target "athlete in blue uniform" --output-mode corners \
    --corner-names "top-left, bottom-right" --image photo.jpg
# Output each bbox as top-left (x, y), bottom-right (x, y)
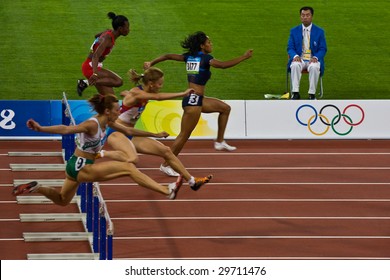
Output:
top-left (144, 31), bottom-right (253, 172)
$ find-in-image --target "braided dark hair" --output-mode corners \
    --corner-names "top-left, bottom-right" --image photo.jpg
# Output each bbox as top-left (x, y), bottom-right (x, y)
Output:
top-left (107, 12), bottom-right (129, 30)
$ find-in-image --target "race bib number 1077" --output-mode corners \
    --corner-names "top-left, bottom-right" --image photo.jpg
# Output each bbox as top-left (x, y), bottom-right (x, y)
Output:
top-left (186, 57), bottom-right (200, 74)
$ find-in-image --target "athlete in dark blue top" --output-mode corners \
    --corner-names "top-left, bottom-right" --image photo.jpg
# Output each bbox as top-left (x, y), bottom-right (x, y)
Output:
top-left (183, 52), bottom-right (213, 85)
top-left (144, 31), bottom-right (253, 174)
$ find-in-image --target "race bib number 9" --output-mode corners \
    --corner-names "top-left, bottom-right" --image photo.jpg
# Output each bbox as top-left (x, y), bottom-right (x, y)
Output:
top-left (75, 157), bottom-right (86, 171)
top-left (186, 57), bottom-right (201, 74)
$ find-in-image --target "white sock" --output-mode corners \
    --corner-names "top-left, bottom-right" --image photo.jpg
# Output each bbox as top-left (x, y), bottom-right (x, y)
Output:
top-left (84, 79), bottom-right (89, 86)
top-left (188, 176), bottom-right (195, 187)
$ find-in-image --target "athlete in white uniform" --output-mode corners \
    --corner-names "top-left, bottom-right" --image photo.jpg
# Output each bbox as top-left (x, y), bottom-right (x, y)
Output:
top-left (12, 94), bottom-right (183, 204)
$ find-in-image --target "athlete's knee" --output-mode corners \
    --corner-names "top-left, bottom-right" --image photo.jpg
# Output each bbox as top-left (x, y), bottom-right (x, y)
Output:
top-left (125, 162), bottom-right (141, 176)
top-left (160, 145), bottom-right (174, 159)
top-left (222, 103), bottom-right (231, 114)
top-left (113, 77), bottom-right (123, 87)
top-left (57, 195), bottom-right (73, 206)
top-left (118, 150), bottom-right (139, 164)
top-left (126, 152), bottom-right (139, 164)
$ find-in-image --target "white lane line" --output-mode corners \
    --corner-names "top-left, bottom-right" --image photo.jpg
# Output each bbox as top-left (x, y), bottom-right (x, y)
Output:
top-left (0, 238), bottom-right (24, 241)
top-left (99, 182), bottom-right (390, 186)
top-left (4, 167), bottom-right (390, 171)
top-left (2, 152), bottom-right (390, 156)
top-left (106, 198), bottom-right (390, 203)
top-left (2, 182), bottom-right (389, 188)
top-left (174, 152), bottom-right (390, 156)
top-left (112, 216), bottom-right (390, 220)
top-left (115, 235), bottom-right (390, 240)
top-left (139, 167), bottom-right (390, 170)
top-left (117, 257), bottom-right (390, 260)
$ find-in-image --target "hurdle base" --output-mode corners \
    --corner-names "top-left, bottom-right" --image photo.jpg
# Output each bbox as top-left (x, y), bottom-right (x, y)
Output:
top-left (14, 179), bottom-right (64, 187)
top-left (20, 213), bottom-right (85, 222)
top-left (10, 164), bottom-right (65, 171)
top-left (8, 152), bottom-right (62, 157)
top-left (17, 195), bottom-right (78, 205)
top-left (23, 232), bottom-right (92, 242)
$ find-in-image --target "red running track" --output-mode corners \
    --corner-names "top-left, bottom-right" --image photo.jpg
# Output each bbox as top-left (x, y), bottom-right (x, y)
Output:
top-left (1, 139), bottom-right (390, 259)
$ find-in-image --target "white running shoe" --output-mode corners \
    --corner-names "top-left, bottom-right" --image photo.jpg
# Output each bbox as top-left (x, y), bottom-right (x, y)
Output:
top-left (167, 175), bottom-right (183, 200)
top-left (160, 164), bottom-right (180, 177)
top-left (214, 141), bottom-right (237, 151)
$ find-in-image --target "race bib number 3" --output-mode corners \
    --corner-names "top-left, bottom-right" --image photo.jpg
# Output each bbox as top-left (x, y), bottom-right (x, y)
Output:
top-left (188, 93), bottom-right (200, 106)
top-left (186, 57), bottom-right (200, 74)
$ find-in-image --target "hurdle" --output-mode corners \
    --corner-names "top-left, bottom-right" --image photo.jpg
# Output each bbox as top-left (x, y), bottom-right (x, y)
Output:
top-left (62, 92), bottom-right (114, 260)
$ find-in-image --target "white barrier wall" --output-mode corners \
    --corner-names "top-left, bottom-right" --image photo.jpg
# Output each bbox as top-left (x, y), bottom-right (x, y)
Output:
top-left (244, 100), bottom-right (383, 139)
top-left (139, 100), bottom-right (388, 139)
top-left (1, 99), bottom-right (388, 139)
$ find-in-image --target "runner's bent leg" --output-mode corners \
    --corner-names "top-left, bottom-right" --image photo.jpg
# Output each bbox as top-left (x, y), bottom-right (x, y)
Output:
top-left (36, 178), bottom-right (79, 206)
top-left (202, 97), bottom-right (231, 143)
top-left (169, 106), bottom-right (202, 157)
top-left (78, 161), bottom-right (170, 195)
top-left (132, 137), bottom-right (192, 181)
top-left (107, 131), bottom-right (139, 164)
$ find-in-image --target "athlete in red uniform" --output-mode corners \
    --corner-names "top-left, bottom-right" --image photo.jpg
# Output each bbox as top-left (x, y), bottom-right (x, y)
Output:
top-left (77, 12), bottom-right (130, 96)
top-left (107, 67), bottom-right (212, 189)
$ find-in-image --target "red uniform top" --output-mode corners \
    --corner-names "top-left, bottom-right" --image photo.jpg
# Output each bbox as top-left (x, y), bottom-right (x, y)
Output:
top-left (90, 30), bottom-right (116, 61)
top-left (118, 86), bottom-right (149, 126)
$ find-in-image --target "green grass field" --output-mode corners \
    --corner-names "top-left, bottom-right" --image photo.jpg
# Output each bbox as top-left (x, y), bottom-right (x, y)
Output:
top-left (1, 0), bottom-right (389, 100)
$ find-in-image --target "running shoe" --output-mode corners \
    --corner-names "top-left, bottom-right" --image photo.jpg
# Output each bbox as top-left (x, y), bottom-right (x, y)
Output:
top-left (160, 164), bottom-right (180, 177)
top-left (77, 79), bottom-right (88, 96)
top-left (167, 175), bottom-right (183, 200)
top-left (191, 175), bottom-right (213, 191)
top-left (12, 181), bottom-right (39, 196)
top-left (214, 141), bottom-right (237, 151)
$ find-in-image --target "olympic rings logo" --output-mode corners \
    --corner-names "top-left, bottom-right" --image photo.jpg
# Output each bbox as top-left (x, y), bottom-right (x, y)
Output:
top-left (296, 104), bottom-right (365, 136)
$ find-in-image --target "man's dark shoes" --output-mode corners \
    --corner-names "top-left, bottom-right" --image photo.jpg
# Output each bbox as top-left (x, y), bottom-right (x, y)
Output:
top-left (291, 92), bottom-right (300, 100)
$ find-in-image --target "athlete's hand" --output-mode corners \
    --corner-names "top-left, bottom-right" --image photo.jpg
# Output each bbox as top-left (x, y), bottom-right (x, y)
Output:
top-left (155, 131), bottom-right (169, 138)
top-left (244, 49), bottom-right (254, 59)
top-left (120, 90), bottom-right (131, 97)
top-left (183, 88), bottom-right (195, 96)
top-left (88, 74), bottom-right (98, 86)
top-left (26, 119), bottom-right (41, 131)
top-left (143, 62), bottom-right (152, 70)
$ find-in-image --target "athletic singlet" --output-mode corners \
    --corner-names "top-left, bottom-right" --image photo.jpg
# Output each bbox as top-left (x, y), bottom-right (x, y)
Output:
top-left (89, 30), bottom-right (115, 60)
top-left (118, 85), bottom-right (149, 126)
top-left (75, 117), bottom-right (106, 154)
top-left (183, 52), bottom-right (213, 85)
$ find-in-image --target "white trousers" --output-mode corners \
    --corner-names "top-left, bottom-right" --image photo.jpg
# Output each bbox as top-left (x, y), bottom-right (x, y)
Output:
top-left (290, 61), bottom-right (321, 94)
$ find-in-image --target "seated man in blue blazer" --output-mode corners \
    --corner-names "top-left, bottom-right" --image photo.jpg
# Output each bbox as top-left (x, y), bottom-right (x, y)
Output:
top-left (287, 6), bottom-right (327, 100)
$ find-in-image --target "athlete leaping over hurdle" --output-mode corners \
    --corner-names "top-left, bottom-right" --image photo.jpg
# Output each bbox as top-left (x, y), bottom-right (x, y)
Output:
top-left (12, 94), bottom-right (183, 204)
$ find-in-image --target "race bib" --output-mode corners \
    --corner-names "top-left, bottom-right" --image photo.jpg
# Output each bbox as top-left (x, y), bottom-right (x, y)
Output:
top-left (186, 57), bottom-right (200, 74)
top-left (188, 93), bottom-right (200, 106)
top-left (75, 157), bottom-right (86, 171)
